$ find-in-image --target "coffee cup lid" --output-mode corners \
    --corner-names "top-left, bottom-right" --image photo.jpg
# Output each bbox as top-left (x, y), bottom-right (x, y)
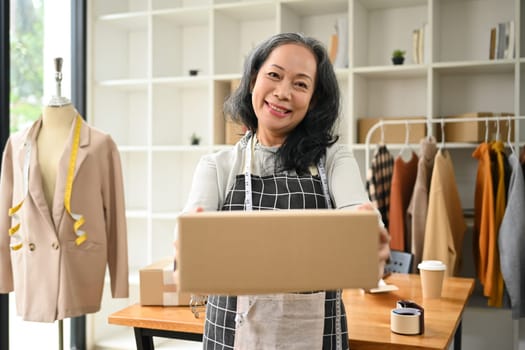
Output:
top-left (417, 260), bottom-right (446, 271)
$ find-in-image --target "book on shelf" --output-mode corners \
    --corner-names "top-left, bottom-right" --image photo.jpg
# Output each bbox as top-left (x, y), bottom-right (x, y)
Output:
top-left (489, 27), bottom-right (496, 60)
top-left (412, 29), bottom-right (419, 64)
top-left (328, 33), bottom-right (338, 64)
top-left (489, 20), bottom-right (514, 60)
top-left (411, 23), bottom-right (429, 64)
top-left (507, 20), bottom-right (515, 59)
top-left (333, 17), bottom-right (348, 68)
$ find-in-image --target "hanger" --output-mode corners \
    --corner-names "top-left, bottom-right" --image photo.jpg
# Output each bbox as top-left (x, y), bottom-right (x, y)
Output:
top-left (495, 118), bottom-right (500, 142)
top-left (380, 120), bottom-right (385, 145)
top-left (507, 116), bottom-right (516, 156)
top-left (398, 120), bottom-right (413, 161)
top-left (426, 120), bottom-right (432, 141)
top-left (440, 119), bottom-right (446, 150)
top-left (484, 119), bottom-right (489, 143)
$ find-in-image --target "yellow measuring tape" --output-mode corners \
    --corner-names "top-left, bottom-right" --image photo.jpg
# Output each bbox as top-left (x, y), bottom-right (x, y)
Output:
top-left (8, 115), bottom-right (87, 250)
top-left (8, 201), bottom-right (23, 250)
top-left (64, 115), bottom-right (87, 245)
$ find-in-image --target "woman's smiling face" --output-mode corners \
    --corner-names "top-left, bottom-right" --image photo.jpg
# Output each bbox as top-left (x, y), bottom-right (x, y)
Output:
top-left (251, 43), bottom-right (317, 146)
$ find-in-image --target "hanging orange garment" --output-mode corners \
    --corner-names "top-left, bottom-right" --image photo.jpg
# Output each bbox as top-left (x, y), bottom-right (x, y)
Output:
top-left (486, 141), bottom-right (506, 307)
top-left (388, 152), bottom-right (418, 251)
top-left (472, 143), bottom-right (495, 286)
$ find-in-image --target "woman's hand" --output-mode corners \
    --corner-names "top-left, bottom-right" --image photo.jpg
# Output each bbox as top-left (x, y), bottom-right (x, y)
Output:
top-left (356, 203), bottom-right (391, 280)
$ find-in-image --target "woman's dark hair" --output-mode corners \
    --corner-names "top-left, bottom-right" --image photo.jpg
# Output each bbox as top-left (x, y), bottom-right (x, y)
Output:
top-left (224, 32), bottom-right (340, 174)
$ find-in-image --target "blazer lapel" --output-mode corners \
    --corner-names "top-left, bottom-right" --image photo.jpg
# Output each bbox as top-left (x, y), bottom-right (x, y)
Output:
top-left (22, 119), bottom-right (56, 231)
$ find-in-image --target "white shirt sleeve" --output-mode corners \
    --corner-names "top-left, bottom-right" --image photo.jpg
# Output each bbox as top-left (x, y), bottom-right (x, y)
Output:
top-left (326, 144), bottom-right (370, 209)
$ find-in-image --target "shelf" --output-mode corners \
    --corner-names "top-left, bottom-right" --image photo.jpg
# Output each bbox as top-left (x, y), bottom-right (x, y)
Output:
top-left (98, 12), bottom-right (149, 30)
top-left (118, 146), bottom-right (149, 153)
top-left (354, 0), bottom-right (428, 67)
top-left (433, 60), bottom-right (516, 74)
top-left (280, 0), bottom-right (348, 16)
top-left (357, 0), bottom-right (427, 10)
top-left (152, 7), bottom-right (210, 26)
top-left (353, 65), bottom-right (427, 78)
top-left (152, 76), bottom-right (210, 87)
top-left (92, 1), bottom-right (148, 17)
top-left (435, 0), bottom-right (514, 62)
top-left (88, 0), bottom-right (524, 347)
top-left (152, 0), bottom-right (212, 11)
top-left (214, 1), bottom-right (276, 21)
top-left (152, 9), bottom-right (210, 78)
top-left (97, 79), bottom-right (149, 90)
top-left (213, 3), bottom-right (276, 75)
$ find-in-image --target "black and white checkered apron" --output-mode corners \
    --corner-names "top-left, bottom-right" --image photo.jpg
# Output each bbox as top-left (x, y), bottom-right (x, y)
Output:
top-left (202, 154), bottom-right (349, 349)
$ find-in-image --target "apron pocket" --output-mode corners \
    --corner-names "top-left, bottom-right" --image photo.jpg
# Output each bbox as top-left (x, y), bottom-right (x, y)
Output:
top-left (234, 292), bottom-right (325, 350)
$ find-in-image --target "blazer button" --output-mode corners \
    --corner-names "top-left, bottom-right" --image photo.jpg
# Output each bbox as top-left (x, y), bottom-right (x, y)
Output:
top-left (28, 243), bottom-right (35, 251)
top-left (52, 242), bottom-right (60, 250)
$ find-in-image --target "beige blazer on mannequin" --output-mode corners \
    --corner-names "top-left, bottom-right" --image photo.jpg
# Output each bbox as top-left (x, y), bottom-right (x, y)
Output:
top-left (0, 116), bottom-right (129, 322)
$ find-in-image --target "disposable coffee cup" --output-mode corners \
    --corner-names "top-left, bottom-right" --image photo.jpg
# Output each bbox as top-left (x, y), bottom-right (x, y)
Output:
top-left (417, 260), bottom-right (446, 299)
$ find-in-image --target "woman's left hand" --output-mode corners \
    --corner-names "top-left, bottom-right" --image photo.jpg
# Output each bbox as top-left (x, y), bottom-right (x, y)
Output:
top-left (356, 203), bottom-right (391, 279)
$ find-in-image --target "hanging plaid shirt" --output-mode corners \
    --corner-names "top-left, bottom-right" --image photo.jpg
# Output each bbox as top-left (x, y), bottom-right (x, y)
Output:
top-left (366, 145), bottom-right (394, 229)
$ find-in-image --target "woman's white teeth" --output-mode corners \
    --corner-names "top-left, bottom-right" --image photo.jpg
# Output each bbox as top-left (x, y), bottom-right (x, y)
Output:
top-left (269, 103), bottom-right (288, 113)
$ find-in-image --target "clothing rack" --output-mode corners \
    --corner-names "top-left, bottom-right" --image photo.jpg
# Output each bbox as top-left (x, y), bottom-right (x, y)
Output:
top-left (363, 114), bottom-right (525, 350)
top-left (364, 115), bottom-right (525, 172)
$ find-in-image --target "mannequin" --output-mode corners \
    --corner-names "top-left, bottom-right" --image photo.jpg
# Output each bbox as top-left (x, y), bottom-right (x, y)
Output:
top-left (0, 57), bottom-right (129, 327)
top-left (39, 58), bottom-right (77, 350)
top-left (38, 104), bottom-right (76, 207)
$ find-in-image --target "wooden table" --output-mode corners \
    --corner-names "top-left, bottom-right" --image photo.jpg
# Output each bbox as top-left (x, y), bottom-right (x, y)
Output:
top-left (109, 273), bottom-right (474, 350)
top-left (345, 273), bottom-right (474, 349)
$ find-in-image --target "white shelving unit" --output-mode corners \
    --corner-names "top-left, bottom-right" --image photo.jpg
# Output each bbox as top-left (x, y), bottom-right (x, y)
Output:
top-left (87, 0), bottom-right (524, 348)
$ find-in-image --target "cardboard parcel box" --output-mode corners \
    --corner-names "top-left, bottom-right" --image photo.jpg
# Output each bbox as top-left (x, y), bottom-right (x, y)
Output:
top-left (177, 210), bottom-right (379, 295)
top-left (140, 257), bottom-right (191, 306)
top-left (439, 112), bottom-right (514, 143)
top-left (357, 116), bottom-right (429, 144)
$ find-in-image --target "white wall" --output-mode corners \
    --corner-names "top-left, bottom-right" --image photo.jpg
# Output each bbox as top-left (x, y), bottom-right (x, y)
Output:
top-left (43, 0), bottom-right (71, 103)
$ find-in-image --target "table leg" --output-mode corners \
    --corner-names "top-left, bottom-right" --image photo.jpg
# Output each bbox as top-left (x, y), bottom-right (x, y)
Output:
top-left (454, 320), bottom-right (462, 350)
top-left (134, 327), bottom-right (154, 350)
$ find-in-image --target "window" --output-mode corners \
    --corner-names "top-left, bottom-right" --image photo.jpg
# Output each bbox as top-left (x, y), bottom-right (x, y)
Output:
top-left (10, 0), bottom-right (71, 132)
top-left (9, 0), bottom-right (72, 348)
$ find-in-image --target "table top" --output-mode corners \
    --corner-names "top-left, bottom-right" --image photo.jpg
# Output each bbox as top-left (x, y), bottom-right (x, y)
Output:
top-left (345, 273), bottom-right (474, 349)
top-left (108, 273), bottom-right (474, 350)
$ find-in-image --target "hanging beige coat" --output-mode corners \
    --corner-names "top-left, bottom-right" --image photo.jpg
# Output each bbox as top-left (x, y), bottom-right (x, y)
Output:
top-left (0, 117), bottom-right (129, 322)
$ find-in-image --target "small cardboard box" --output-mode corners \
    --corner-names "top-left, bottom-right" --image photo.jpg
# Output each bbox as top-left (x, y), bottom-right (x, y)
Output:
top-left (439, 112), bottom-right (514, 143)
top-left (176, 210), bottom-right (379, 295)
top-left (139, 257), bottom-right (191, 306)
top-left (358, 116), bottom-right (428, 144)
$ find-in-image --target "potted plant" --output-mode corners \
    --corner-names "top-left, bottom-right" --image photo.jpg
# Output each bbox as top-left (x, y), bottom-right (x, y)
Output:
top-left (392, 49), bottom-right (405, 65)
top-left (190, 133), bottom-right (201, 145)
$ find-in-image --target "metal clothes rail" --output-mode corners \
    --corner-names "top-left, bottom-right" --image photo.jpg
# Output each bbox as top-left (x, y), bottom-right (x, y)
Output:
top-left (364, 115), bottom-right (525, 172)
